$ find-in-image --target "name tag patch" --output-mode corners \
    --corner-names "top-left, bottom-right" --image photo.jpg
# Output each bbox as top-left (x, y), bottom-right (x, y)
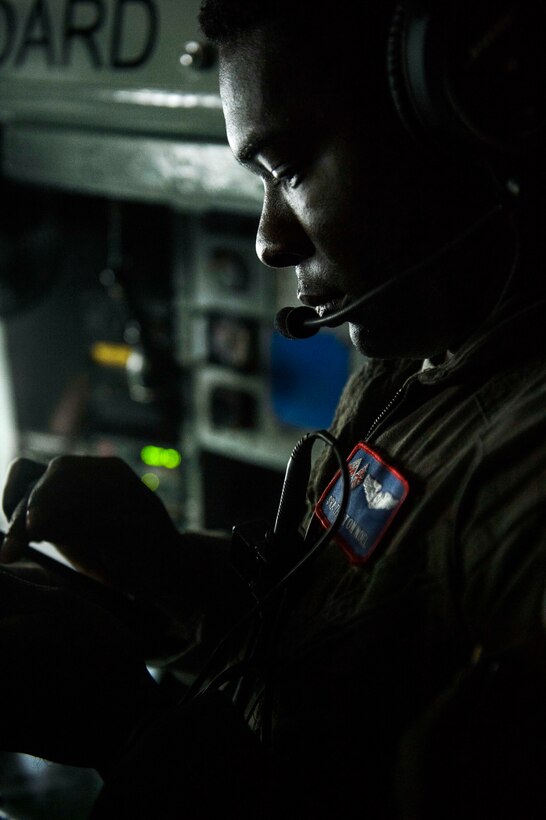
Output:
top-left (315, 442), bottom-right (409, 564)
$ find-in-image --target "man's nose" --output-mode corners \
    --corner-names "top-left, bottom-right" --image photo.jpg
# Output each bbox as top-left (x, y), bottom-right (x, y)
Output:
top-left (255, 193), bottom-right (313, 268)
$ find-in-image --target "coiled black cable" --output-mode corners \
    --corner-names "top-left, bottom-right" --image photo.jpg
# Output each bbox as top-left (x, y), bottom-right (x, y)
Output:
top-left (180, 429), bottom-right (350, 706)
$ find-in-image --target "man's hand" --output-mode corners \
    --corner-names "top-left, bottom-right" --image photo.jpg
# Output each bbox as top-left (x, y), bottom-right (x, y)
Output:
top-left (0, 455), bottom-right (257, 675)
top-left (0, 455), bottom-right (181, 594)
top-left (0, 566), bottom-right (166, 770)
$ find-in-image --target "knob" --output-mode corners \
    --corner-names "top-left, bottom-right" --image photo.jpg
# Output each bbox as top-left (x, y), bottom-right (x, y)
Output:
top-left (179, 40), bottom-right (216, 70)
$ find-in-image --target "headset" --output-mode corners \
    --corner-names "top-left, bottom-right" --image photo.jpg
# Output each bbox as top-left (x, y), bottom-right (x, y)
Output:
top-left (276, 0), bottom-right (546, 339)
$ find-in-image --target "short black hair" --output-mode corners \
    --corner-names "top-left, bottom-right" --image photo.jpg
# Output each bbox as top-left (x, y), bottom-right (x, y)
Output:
top-left (198, 0), bottom-right (391, 45)
top-left (199, 0), bottom-right (315, 43)
top-left (197, 0), bottom-right (395, 107)
top-left (198, 0), bottom-right (276, 43)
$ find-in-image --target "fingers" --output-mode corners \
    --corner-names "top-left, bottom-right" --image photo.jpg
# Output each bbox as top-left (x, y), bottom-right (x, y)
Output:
top-left (0, 495), bottom-right (30, 563)
top-left (2, 457), bottom-right (47, 520)
top-left (1, 457), bottom-right (51, 564)
top-left (1, 457), bottom-right (63, 564)
top-left (1, 456), bottom-right (92, 564)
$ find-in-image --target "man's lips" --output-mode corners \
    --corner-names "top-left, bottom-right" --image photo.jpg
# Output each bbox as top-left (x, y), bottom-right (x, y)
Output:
top-left (298, 292), bottom-right (348, 318)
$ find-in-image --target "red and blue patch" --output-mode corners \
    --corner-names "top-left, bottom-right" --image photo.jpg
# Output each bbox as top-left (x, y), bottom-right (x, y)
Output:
top-left (315, 442), bottom-right (409, 565)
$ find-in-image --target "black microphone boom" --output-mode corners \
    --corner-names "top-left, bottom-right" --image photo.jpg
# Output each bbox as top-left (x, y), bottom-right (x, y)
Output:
top-left (274, 202), bottom-right (507, 340)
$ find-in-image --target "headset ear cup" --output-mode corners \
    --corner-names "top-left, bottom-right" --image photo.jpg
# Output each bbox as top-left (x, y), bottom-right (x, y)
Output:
top-left (387, 3), bottom-right (418, 143)
top-left (386, 1), bottom-right (453, 154)
top-left (387, 1), bottom-right (546, 163)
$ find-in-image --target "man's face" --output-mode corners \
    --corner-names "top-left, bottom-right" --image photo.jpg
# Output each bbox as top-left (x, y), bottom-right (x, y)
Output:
top-left (220, 26), bottom-right (510, 359)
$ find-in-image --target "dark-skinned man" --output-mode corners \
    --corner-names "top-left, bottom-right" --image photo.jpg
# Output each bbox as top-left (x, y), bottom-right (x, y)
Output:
top-left (1, 2), bottom-right (545, 818)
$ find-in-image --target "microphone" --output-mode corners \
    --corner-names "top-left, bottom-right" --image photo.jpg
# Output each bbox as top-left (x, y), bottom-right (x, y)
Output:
top-left (274, 305), bottom-right (323, 339)
top-left (274, 202), bottom-right (506, 340)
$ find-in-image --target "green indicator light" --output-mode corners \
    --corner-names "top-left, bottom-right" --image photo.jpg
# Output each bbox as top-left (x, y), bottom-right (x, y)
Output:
top-left (141, 472), bottom-right (160, 492)
top-left (164, 448), bottom-right (182, 469)
top-left (140, 446), bottom-right (157, 466)
top-left (140, 445), bottom-right (182, 469)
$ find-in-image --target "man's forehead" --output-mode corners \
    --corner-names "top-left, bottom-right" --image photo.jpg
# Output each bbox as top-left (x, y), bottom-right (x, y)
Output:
top-left (220, 66), bottom-right (276, 161)
top-left (219, 31), bottom-right (331, 160)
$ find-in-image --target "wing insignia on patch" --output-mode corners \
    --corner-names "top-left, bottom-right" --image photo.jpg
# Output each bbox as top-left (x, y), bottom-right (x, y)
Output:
top-left (314, 441), bottom-right (409, 564)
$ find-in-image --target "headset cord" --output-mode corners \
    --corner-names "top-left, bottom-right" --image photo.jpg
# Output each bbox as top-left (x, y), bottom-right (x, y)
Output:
top-left (179, 430), bottom-right (350, 713)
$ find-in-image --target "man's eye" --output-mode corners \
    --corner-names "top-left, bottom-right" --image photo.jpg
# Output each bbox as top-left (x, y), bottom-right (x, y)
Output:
top-left (271, 164), bottom-right (302, 189)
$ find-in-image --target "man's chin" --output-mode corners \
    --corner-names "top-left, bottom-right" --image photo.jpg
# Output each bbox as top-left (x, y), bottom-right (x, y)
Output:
top-left (348, 322), bottom-right (400, 359)
top-left (349, 322), bottom-right (393, 359)
top-left (348, 321), bottom-right (446, 361)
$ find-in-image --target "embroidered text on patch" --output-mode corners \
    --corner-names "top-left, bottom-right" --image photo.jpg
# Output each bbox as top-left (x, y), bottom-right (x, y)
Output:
top-left (315, 442), bottom-right (409, 564)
